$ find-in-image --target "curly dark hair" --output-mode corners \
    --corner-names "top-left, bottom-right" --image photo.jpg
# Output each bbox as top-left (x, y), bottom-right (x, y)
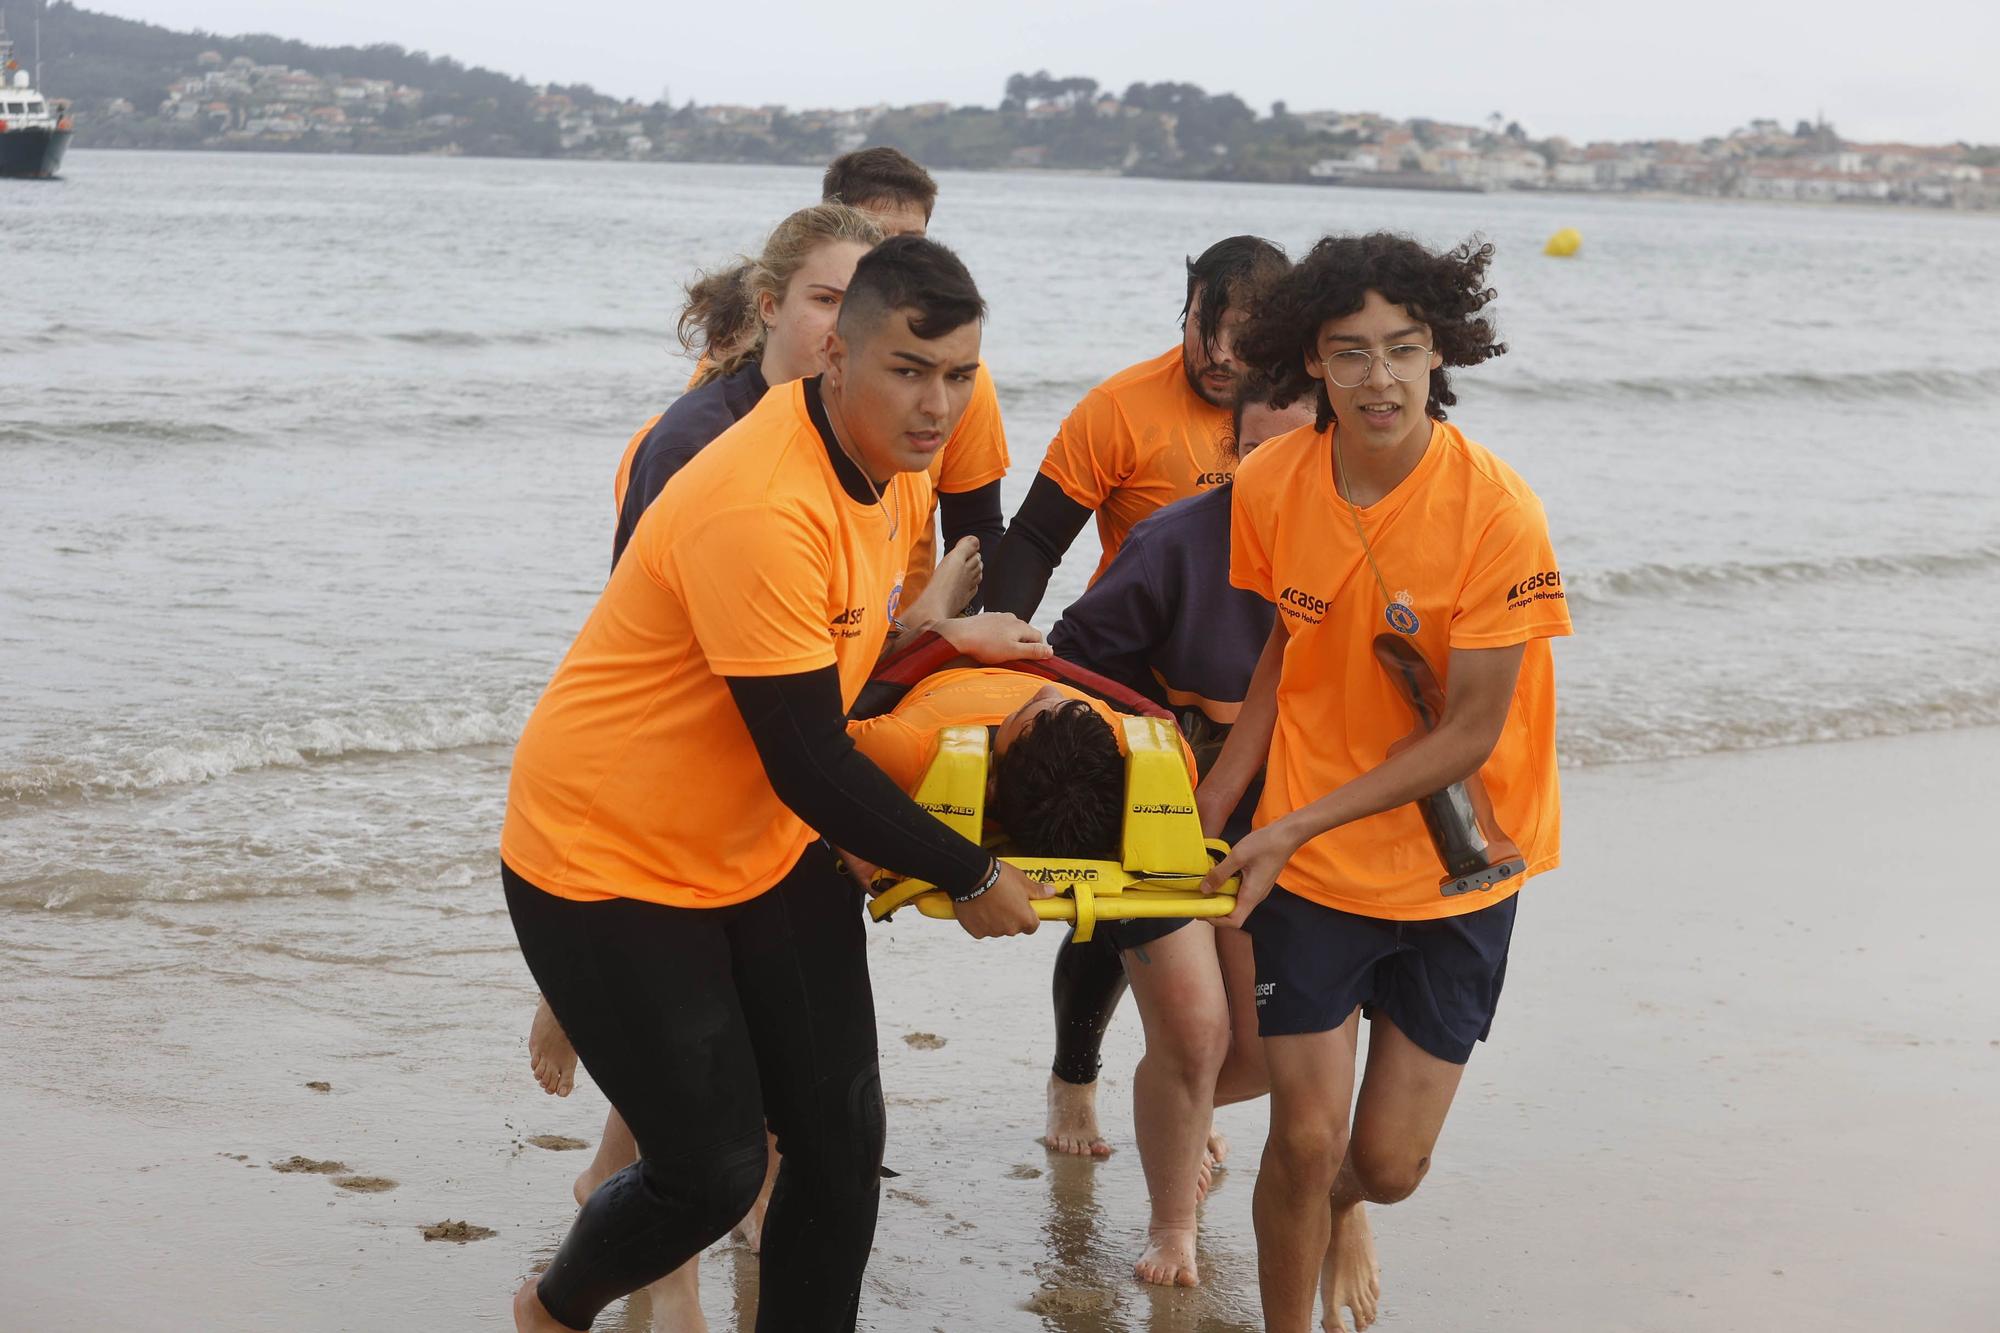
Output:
top-left (989, 700), bottom-right (1124, 860)
top-left (1235, 232), bottom-right (1505, 429)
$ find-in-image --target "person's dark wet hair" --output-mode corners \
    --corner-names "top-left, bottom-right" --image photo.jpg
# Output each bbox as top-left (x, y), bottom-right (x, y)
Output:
top-left (677, 264), bottom-right (754, 372)
top-left (1237, 231), bottom-right (1505, 430)
top-left (837, 234), bottom-right (985, 344)
top-left (1228, 371), bottom-right (1277, 453)
top-left (822, 147), bottom-right (939, 219)
top-left (990, 701), bottom-right (1125, 860)
top-left (1181, 235), bottom-right (1288, 353)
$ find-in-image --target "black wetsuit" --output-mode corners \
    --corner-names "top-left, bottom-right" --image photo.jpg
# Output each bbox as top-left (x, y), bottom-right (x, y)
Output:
top-left (510, 383), bottom-right (990, 1331)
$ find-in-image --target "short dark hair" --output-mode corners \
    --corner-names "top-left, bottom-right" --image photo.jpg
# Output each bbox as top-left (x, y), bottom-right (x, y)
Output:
top-left (1228, 371), bottom-right (1278, 451)
top-left (822, 147), bottom-right (938, 218)
top-left (1181, 235), bottom-right (1288, 352)
top-left (838, 234), bottom-right (985, 343)
top-left (1236, 231), bottom-right (1505, 429)
top-left (990, 701), bottom-right (1124, 860)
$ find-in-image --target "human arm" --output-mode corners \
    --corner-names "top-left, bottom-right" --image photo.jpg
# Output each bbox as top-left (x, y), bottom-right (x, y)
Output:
top-left (1046, 527), bottom-right (1171, 706)
top-left (1193, 615), bottom-right (1286, 839)
top-left (982, 475), bottom-right (1093, 621)
top-left (1201, 641), bottom-right (1528, 926)
top-left (726, 669), bottom-right (1050, 937)
top-left (937, 481), bottom-right (1004, 609)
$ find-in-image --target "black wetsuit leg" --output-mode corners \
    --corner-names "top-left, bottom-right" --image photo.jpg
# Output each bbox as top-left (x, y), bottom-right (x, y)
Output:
top-left (506, 842), bottom-right (882, 1332)
top-left (1050, 928), bottom-right (1130, 1085)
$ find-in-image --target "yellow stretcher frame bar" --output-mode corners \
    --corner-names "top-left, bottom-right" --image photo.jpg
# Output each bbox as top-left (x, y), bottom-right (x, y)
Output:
top-left (866, 718), bottom-right (1238, 942)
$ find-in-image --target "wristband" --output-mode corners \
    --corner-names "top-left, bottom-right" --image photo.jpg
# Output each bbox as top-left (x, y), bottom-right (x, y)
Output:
top-left (950, 857), bottom-right (1003, 904)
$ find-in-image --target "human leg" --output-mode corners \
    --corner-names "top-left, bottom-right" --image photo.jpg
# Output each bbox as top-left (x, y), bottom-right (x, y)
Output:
top-left (1121, 921), bottom-right (1230, 1286)
top-left (1254, 1019), bottom-right (1360, 1333)
top-left (728, 842), bottom-right (885, 1333)
top-left (504, 866), bottom-right (770, 1331)
top-left (1044, 928), bottom-right (1127, 1156)
top-left (1211, 922), bottom-right (1268, 1107)
top-left (1320, 893), bottom-right (1520, 1332)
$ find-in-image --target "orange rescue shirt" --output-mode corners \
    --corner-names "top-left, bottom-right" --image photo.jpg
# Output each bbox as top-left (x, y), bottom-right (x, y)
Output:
top-left (504, 380), bottom-right (929, 908)
top-left (848, 666), bottom-right (1196, 795)
top-left (1230, 420), bottom-right (1571, 921)
top-left (899, 363), bottom-right (1011, 607)
top-left (1038, 347), bottom-right (1234, 587)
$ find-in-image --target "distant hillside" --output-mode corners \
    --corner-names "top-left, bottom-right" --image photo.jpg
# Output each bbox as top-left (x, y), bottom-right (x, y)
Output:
top-left (10, 2), bottom-right (1995, 208)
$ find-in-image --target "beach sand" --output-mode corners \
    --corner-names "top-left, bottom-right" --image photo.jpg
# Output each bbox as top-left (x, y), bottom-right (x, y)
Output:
top-left (4, 726), bottom-right (1996, 1330)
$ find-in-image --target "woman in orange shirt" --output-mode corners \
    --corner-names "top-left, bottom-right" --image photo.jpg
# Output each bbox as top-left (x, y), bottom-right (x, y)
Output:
top-left (1198, 233), bottom-right (1571, 1332)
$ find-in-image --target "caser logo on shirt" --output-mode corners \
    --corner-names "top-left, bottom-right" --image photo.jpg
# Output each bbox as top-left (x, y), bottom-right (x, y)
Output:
top-left (1506, 569), bottom-right (1564, 611)
top-left (1193, 470), bottom-right (1232, 487)
top-left (829, 606), bottom-right (867, 639)
top-left (1277, 585), bottom-right (1328, 626)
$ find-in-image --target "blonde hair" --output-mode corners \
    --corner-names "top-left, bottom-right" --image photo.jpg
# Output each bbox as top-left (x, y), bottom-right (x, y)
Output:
top-left (679, 203), bottom-right (884, 388)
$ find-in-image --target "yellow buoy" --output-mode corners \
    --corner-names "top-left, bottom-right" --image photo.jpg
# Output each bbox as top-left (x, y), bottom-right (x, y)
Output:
top-left (1543, 227), bottom-right (1582, 258)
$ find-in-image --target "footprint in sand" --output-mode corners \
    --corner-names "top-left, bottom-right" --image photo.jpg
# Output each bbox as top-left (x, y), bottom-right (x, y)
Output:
top-left (1005, 1164), bottom-right (1044, 1180)
top-left (902, 1032), bottom-right (946, 1050)
top-left (271, 1156), bottom-right (349, 1175)
top-left (422, 1220), bottom-right (496, 1243)
top-left (333, 1175), bottom-right (398, 1193)
top-left (305, 1081), bottom-right (332, 1093)
top-left (526, 1134), bottom-right (589, 1151)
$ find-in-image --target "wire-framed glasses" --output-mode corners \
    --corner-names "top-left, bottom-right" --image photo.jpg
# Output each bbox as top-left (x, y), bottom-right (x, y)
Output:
top-left (1321, 344), bottom-right (1433, 388)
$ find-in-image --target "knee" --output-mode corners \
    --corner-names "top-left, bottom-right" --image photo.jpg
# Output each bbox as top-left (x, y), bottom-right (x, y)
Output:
top-left (1266, 1117), bottom-right (1347, 1183)
top-left (1150, 1011), bottom-right (1231, 1083)
top-left (638, 1130), bottom-right (766, 1233)
top-left (1348, 1141), bottom-right (1431, 1205)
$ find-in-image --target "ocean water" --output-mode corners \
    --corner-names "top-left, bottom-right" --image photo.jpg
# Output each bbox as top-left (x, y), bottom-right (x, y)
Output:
top-left (4, 149), bottom-right (1999, 1333)
top-left (6, 151), bottom-right (1997, 913)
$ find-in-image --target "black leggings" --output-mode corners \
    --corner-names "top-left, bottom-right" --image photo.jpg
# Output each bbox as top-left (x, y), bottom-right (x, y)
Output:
top-left (504, 843), bottom-right (883, 1331)
top-left (1050, 928), bottom-right (1129, 1085)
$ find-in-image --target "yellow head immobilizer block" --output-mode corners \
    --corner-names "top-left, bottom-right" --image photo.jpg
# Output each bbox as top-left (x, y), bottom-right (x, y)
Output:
top-left (868, 718), bottom-right (1238, 941)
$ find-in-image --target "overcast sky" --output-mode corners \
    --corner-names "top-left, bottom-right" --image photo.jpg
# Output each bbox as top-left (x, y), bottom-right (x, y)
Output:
top-left (93, 0), bottom-right (2000, 145)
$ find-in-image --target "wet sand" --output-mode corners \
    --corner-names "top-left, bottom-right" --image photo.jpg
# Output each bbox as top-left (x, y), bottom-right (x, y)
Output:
top-left (3, 727), bottom-right (1996, 1330)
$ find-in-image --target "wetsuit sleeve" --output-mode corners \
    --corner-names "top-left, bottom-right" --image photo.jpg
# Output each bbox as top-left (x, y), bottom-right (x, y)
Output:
top-left (983, 475), bottom-right (1093, 621)
top-left (938, 481), bottom-right (1004, 610)
top-left (726, 669), bottom-right (993, 898)
top-left (1047, 533), bottom-right (1171, 708)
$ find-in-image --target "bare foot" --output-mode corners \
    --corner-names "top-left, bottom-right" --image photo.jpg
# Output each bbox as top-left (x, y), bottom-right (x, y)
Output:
top-left (1194, 1146), bottom-right (1216, 1204)
top-left (1206, 1124), bottom-right (1230, 1169)
top-left (1042, 1074), bottom-right (1112, 1157)
top-left (1319, 1202), bottom-right (1381, 1332)
top-left (646, 1260), bottom-right (708, 1333)
top-left (572, 1108), bottom-right (636, 1209)
top-left (512, 1277), bottom-right (574, 1332)
top-left (528, 997), bottom-right (576, 1098)
top-left (1133, 1226), bottom-right (1200, 1287)
top-left (904, 536), bottom-right (982, 626)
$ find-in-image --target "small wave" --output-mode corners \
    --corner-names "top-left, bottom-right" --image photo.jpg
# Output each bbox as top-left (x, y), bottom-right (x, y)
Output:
top-left (1569, 544), bottom-right (2000, 605)
top-left (1485, 365), bottom-right (2000, 405)
top-left (1, 418), bottom-right (253, 447)
top-left (0, 694), bottom-right (535, 806)
top-left (1563, 682), bottom-right (2000, 767)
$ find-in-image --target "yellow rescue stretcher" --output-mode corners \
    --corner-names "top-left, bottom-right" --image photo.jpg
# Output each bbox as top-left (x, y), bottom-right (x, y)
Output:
top-left (867, 715), bottom-right (1238, 942)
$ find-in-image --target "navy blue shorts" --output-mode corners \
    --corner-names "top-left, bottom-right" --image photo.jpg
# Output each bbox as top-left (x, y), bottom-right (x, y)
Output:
top-left (1245, 886), bottom-right (1519, 1064)
top-left (1094, 913), bottom-right (1192, 954)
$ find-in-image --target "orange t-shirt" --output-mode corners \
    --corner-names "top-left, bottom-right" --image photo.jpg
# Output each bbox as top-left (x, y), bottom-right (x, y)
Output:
top-left (1038, 347), bottom-right (1234, 587)
top-left (503, 380), bottom-right (930, 908)
top-left (1229, 420), bottom-right (1572, 921)
top-left (899, 362), bottom-right (1011, 607)
top-left (612, 412), bottom-right (662, 521)
top-left (848, 666), bottom-right (1196, 794)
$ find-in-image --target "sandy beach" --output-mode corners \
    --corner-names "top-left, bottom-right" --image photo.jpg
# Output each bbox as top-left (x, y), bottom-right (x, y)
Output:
top-left (4, 723), bottom-right (1995, 1331)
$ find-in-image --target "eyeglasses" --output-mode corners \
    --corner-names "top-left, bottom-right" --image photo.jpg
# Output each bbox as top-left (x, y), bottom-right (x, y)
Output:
top-left (1320, 344), bottom-right (1433, 389)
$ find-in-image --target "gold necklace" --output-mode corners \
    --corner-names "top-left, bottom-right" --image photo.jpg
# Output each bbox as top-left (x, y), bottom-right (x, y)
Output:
top-left (827, 410), bottom-right (899, 543)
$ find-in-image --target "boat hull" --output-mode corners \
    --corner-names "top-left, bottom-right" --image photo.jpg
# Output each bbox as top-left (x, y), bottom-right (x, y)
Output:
top-left (0, 126), bottom-right (72, 179)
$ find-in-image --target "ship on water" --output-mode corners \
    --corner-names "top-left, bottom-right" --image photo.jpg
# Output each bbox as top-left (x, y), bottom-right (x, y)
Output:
top-left (0, 17), bottom-right (71, 180)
